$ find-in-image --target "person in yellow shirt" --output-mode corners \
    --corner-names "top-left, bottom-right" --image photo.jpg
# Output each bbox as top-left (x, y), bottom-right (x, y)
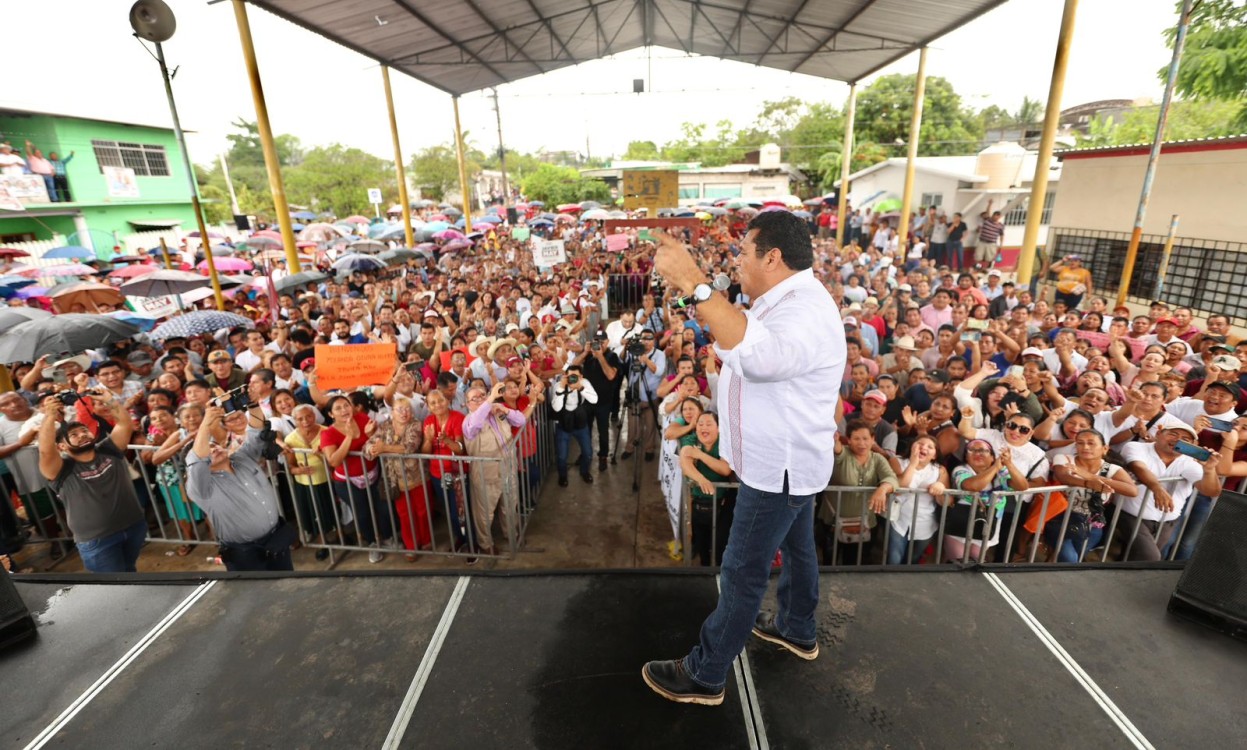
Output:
top-left (1050, 254), bottom-right (1093, 310)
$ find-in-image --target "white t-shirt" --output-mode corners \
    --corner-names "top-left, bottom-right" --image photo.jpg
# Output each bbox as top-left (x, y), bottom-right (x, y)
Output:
top-left (977, 428), bottom-right (1049, 482)
top-left (1165, 396), bottom-right (1237, 427)
top-left (890, 459), bottom-right (941, 540)
top-left (1116, 442), bottom-right (1205, 522)
top-left (1040, 349), bottom-right (1088, 376)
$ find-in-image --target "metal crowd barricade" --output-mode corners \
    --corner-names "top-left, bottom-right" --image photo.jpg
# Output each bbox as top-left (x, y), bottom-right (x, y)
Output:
top-left (680, 477), bottom-right (1192, 568)
top-left (607, 273), bottom-right (650, 316)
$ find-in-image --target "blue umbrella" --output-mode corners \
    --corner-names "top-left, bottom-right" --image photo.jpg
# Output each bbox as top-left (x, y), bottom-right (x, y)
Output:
top-left (150, 310), bottom-right (254, 340)
top-left (291, 210), bottom-right (317, 221)
top-left (42, 245), bottom-right (95, 261)
top-left (332, 253), bottom-right (387, 273)
top-left (475, 214), bottom-right (502, 224)
top-left (107, 310), bottom-right (160, 332)
top-left (424, 221), bottom-right (450, 234)
top-left (529, 200), bottom-right (545, 207)
top-left (0, 275), bottom-right (35, 288)
top-left (292, 223), bottom-right (306, 231)
top-left (529, 218), bottom-right (554, 227)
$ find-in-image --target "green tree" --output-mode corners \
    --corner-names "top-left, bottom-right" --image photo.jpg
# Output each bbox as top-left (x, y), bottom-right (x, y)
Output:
top-left (225, 118), bottom-right (304, 168)
top-left (1014, 96), bottom-right (1045, 126)
top-left (284, 144), bottom-right (395, 216)
top-left (1077, 99), bottom-right (1241, 146)
top-left (660, 120), bottom-right (748, 166)
top-left (1167, 0), bottom-right (1247, 126)
top-left (519, 163), bottom-right (610, 204)
top-left (622, 140), bottom-right (661, 160)
top-left (853, 74), bottom-right (984, 157)
top-left (411, 143), bottom-right (473, 201)
top-left (979, 104), bottom-right (1011, 129)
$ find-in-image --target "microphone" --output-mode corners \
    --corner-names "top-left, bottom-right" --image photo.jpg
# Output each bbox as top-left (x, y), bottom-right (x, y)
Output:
top-left (671, 274), bottom-right (730, 309)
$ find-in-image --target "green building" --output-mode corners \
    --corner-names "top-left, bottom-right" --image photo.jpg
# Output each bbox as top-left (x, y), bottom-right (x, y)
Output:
top-left (0, 107), bottom-right (199, 253)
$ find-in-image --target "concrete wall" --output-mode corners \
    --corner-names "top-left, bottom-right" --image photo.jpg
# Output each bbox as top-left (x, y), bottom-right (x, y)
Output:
top-left (1049, 144), bottom-right (1247, 242)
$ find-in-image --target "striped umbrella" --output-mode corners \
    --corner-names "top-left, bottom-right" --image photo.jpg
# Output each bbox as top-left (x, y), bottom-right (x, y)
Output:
top-left (150, 310), bottom-right (254, 340)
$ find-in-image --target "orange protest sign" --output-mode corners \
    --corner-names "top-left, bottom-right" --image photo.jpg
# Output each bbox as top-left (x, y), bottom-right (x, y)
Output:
top-left (314, 343), bottom-right (397, 391)
top-left (439, 346), bottom-right (475, 373)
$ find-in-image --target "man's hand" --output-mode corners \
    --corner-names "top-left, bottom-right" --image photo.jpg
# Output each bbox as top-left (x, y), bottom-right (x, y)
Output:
top-left (490, 382), bottom-right (506, 402)
top-left (1152, 486), bottom-right (1175, 514)
top-left (203, 404), bottom-right (225, 425)
top-left (651, 230), bottom-right (702, 295)
top-left (41, 397), bottom-right (63, 421)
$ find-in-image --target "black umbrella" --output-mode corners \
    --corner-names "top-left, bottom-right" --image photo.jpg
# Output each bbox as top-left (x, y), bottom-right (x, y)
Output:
top-left (0, 307), bottom-right (52, 330)
top-left (274, 270), bottom-right (330, 293)
top-left (0, 314), bottom-right (140, 363)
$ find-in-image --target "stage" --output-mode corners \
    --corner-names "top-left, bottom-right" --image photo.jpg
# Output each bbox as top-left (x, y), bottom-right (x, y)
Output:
top-left (3, 568), bottom-right (1243, 749)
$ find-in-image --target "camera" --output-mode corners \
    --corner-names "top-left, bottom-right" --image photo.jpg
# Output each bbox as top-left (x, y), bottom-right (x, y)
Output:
top-left (625, 337), bottom-right (647, 358)
top-left (213, 385), bottom-right (252, 414)
top-left (591, 341), bottom-right (602, 352)
top-left (57, 391), bottom-right (80, 406)
top-left (567, 374), bottom-right (580, 385)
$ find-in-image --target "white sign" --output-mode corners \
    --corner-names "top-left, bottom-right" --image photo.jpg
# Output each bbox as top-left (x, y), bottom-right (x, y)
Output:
top-left (104, 166), bottom-right (140, 198)
top-left (127, 295), bottom-right (180, 319)
top-left (0, 174), bottom-right (48, 205)
top-left (367, 188), bottom-right (383, 205)
top-left (532, 239), bottom-right (567, 266)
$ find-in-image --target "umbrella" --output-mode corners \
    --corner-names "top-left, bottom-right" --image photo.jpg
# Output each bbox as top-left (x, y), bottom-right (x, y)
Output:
top-left (725, 199), bottom-right (759, 209)
top-left (206, 244), bottom-right (236, 256)
top-left (15, 287), bottom-right (47, 299)
top-left (606, 210), bottom-right (628, 219)
top-left (332, 253), bottom-right (386, 273)
top-left (385, 204), bottom-right (404, 214)
top-left (555, 214), bottom-right (577, 223)
top-left (703, 206), bottom-right (728, 216)
top-left (108, 265), bottom-right (159, 280)
top-left (674, 210), bottom-right (696, 218)
top-left (414, 242), bottom-right (438, 252)
top-left (473, 214), bottom-right (502, 224)
top-left (120, 269), bottom-right (210, 297)
top-left (802, 198), bottom-right (825, 206)
top-left (150, 310), bottom-right (254, 341)
top-left (0, 314), bottom-right (140, 363)
top-left (443, 239), bottom-right (472, 252)
top-left (291, 223), bottom-right (306, 232)
top-left (379, 248), bottom-right (418, 264)
top-left (41, 245), bottom-right (96, 261)
top-left (438, 202), bottom-right (453, 209)
top-left (49, 281), bottom-right (125, 313)
top-left (0, 275), bottom-right (36, 288)
top-left (376, 225), bottom-right (408, 240)
top-left (106, 310), bottom-right (160, 332)
top-left (298, 223), bottom-right (343, 242)
top-left (580, 200), bottom-right (603, 210)
top-left (252, 230), bottom-right (283, 241)
top-left (424, 221), bottom-right (451, 234)
top-left (217, 274), bottom-right (257, 289)
top-left (0, 306), bottom-right (52, 329)
top-left (736, 207), bottom-right (759, 217)
top-left (15, 263), bottom-right (96, 278)
top-left (556, 204), bottom-right (582, 213)
top-left (694, 211), bottom-right (712, 221)
top-left (199, 257), bottom-right (252, 272)
top-left (188, 230), bottom-right (225, 239)
top-left (274, 270), bottom-right (330, 293)
top-left (0, 248), bottom-right (30, 258)
top-left (341, 215), bottom-right (370, 225)
top-left (239, 236), bottom-right (282, 250)
top-left (581, 209), bottom-right (609, 220)
top-left (442, 206), bottom-right (463, 217)
top-left (350, 239), bottom-right (387, 253)
top-left (528, 200), bottom-right (545, 207)
top-left (291, 210), bottom-right (318, 221)
top-left (412, 199), bottom-right (435, 208)
top-left (792, 210), bottom-right (813, 219)
top-left (434, 229), bottom-right (464, 240)
top-left (107, 254), bottom-right (147, 263)
top-left (256, 249), bottom-right (314, 263)
top-left (874, 198), bottom-right (903, 213)
top-left (759, 205), bottom-right (788, 213)
top-left (536, 212), bottom-right (558, 221)
top-left (529, 218), bottom-right (554, 227)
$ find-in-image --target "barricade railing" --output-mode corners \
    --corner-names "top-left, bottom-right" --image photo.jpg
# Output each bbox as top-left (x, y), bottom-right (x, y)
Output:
top-left (681, 477), bottom-right (1190, 568)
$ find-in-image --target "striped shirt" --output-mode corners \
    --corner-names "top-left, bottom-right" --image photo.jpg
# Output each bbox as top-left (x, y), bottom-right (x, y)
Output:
top-left (978, 216), bottom-right (1005, 244)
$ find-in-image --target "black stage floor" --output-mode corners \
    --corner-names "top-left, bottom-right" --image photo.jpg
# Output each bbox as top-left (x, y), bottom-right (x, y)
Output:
top-left (3, 568), bottom-right (1244, 749)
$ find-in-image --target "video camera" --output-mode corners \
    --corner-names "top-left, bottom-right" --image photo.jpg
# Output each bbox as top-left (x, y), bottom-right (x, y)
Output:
top-left (212, 385), bottom-right (253, 414)
top-left (624, 335), bottom-right (648, 359)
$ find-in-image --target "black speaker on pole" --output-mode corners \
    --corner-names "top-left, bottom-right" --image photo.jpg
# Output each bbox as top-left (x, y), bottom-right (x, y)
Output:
top-left (1168, 489), bottom-right (1247, 641)
top-left (0, 568), bottom-right (36, 650)
top-left (506, 207), bottom-right (519, 225)
top-left (233, 214), bottom-right (251, 231)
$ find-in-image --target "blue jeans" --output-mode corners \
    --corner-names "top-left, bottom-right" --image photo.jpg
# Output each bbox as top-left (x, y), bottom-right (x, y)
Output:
top-left (77, 520), bottom-right (147, 573)
top-left (683, 477), bottom-right (819, 691)
top-left (431, 473), bottom-right (473, 549)
top-left (886, 528), bottom-right (931, 565)
top-left (1044, 523), bottom-right (1104, 563)
top-left (332, 476), bottom-right (391, 545)
top-left (555, 425), bottom-right (592, 479)
top-left (41, 174), bottom-right (57, 202)
top-left (947, 240), bottom-right (964, 270)
top-left (1164, 493), bottom-right (1213, 561)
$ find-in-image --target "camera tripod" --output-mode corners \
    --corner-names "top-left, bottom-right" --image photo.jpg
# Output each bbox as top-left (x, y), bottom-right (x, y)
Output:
top-left (611, 361), bottom-right (663, 493)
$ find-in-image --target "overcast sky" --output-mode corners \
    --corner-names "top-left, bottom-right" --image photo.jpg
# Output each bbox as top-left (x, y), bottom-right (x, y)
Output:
top-left (8, 0), bottom-right (1179, 166)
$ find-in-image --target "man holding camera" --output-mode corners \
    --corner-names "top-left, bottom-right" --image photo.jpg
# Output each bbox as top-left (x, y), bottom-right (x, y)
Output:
top-left (187, 402), bottom-right (294, 572)
top-left (621, 330), bottom-right (665, 462)
top-left (578, 330), bottom-right (621, 471)
top-left (38, 390), bottom-right (145, 573)
top-left (550, 363), bottom-right (598, 487)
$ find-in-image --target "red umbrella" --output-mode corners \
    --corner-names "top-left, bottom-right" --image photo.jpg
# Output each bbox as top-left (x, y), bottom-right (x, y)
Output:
top-left (109, 265), bottom-right (158, 279)
top-left (556, 204), bottom-right (583, 213)
top-left (252, 230), bottom-right (282, 241)
top-left (341, 215), bottom-right (369, 225)
top-left (0, 248), bottom-right (30, 258)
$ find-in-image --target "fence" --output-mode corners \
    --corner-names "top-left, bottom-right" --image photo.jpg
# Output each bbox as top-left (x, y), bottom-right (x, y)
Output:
top-left (1048, 227), bottom-right (1247, 324)
top-left (607, 273), bottom-right (653, 318)
top-left (681, 477), bottom-right (1194, 568)
top-left (2, 413), bottom-right (556, 570)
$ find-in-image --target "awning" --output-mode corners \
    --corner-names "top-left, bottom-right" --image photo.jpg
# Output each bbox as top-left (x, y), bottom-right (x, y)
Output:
top-left (128, 219), bottom-right (184, 229)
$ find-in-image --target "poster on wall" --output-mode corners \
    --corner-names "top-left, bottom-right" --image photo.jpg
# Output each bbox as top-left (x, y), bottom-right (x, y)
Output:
top-left (103, 166), bottom-right (140, 198)
top-left (0, 174), bottom-right (49, 205)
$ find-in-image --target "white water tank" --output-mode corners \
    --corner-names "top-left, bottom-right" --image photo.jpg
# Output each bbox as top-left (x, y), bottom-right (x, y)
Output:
top-left (758, 143), bottom-right (782, 168)
top-left (975, 141), bottom-right (1027, 189)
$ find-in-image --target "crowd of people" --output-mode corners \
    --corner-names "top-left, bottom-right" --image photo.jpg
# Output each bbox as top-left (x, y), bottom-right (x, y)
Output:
top-left (0, 198), bottom-right (1239, 575)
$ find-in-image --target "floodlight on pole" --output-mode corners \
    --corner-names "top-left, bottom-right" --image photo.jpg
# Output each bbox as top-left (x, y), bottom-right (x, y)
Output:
top-left (129, 0), bottom-right (226, 311)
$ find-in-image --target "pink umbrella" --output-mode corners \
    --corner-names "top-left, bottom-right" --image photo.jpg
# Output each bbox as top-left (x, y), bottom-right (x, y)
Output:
top-left (198, 257), bottom-right (252, 272)
top-left (555, 213), bottom-right (577, 223)
top-left (251, 230), bottom-right (283, 241)
top-left (434, 229), bottom-right (464, 240)
top-left (109, 265), bottom-right (158, 279)
top-left (17, 263), bottom-right (97, 277)
top-left (759, 205), bottom-right (789, 213)
top-left (341, 215), bottom-right (369, 225)
top-left (443, 239), bottom-right (472, 252)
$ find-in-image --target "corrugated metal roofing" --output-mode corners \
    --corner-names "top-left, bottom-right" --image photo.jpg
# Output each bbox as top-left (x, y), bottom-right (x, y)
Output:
top-left (244, 0), bottom-right (1010, 95)
top-left (1055, 133), bottom-right (1247, 157)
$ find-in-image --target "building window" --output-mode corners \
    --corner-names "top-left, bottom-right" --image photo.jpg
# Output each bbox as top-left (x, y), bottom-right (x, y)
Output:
top-left (703, 184), bottom-right (742, 199)
top-left (678, 185), bottom-right (701, 200)
top-left (920, 192), bottom-right (943, 209)
top-left (1002, 191), bottom-right (1056, 226)
top-left (91, 140), bottom-right (171, 177)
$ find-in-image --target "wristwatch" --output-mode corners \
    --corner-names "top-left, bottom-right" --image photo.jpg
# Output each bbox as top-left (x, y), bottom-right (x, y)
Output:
top-left (692, 283), bottom-right (713, 303)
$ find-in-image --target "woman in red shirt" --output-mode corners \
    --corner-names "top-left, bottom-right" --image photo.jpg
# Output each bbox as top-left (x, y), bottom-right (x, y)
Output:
top-left (320, 395), bottom-right (390, 562)
top-left (422, 389), bottom-right (472, 552)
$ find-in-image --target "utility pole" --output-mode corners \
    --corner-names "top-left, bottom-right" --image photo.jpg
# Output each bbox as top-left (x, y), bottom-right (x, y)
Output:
top-left (219, 153), bottom-right (241, 216)
top-left (490, 87), bottom-right (510, 209)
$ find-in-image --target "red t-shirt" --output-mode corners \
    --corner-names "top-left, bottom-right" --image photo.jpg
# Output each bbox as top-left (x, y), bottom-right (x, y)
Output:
top-left (320, 412), bottom-right (376, 482)
top-left (423, 410), bottom-right (466, 478)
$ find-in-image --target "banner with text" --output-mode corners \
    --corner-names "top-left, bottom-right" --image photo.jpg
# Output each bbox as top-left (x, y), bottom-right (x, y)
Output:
top-left (1074, 329), bottom-right (1146, 360)
top-left (533, 239), bottom-right (567, 266)
top-left (126, 295), bottom-right (180, 319)
top-left (314, 342), bottom-right (397, 390)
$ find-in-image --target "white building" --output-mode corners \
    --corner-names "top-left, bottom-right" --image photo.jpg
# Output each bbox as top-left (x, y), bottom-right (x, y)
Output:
top-left (836, 142), bottom-right (1061, 267)
top-left (581, 143), bottom-right (806, 205)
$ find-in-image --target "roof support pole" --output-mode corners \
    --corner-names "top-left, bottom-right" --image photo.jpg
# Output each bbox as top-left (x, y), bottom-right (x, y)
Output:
top-left (1016, 0), bottom-right (1078, 288)
top-left (896, 46), bottom-right (927, 251)
top-left (231, 0), bottom-right (302, 274)
top-left (452, 96), bottom-right (474, 233)
top-left (1115, 0), bottom-right (1193, 307)
top-left (836, 82), bottom-right (857, 247)
top-left (381, 66), bottom-right (415, 249)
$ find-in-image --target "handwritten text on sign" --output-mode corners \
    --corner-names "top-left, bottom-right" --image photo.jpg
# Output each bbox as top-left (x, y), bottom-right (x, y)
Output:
top-left (533, 239), bottom-right (567, 266)
top-left (314, 342), bottom-right (396, 391)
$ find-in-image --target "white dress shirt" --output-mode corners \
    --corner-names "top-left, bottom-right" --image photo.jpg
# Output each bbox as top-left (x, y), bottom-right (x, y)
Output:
top-left (1116, 442), bottom-right (1205, 522)
top-left (713, 268), bottom-right (846, 495)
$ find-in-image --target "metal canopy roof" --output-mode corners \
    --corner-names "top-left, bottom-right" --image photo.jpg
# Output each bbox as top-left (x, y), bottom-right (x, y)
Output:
top-left (244, 0), bottom-right (1009, 96)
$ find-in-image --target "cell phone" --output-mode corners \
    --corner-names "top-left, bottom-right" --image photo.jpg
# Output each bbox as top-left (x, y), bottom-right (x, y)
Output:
top-left (1175, 441), bottom-right (1212, 462)
top-left (1206, 418), bottom-right (1235, 433)
top-left (1008, 365), bottom-right (1025, 379)
top-left (406, 360), bottom-right (425, 373)
top-left (966, 319), bottom-right (989, 331)
top-left (960, 331), bottom-right (982, 342)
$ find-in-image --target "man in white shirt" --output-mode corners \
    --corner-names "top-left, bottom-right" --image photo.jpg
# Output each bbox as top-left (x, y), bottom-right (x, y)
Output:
top-left (604, 310), bottom-right (644, 358)
top-left (1164, 383), bottom-right (1239, 427)
top-left (644, 210), bottom-right (845, 706)
top-left (235, 330), bottom-right (282, 372)
top-left (1112, 424), bottom-right (1220, 561)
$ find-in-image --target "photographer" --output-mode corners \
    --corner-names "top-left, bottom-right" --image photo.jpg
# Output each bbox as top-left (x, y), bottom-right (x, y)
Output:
top-left (578, 330), bottom-right (621, 471)
top-left (38, 390), bottom-right (145, 574)
top-left (551, 363), bottom-right (598, 486)
top-left (187, 402), bottom-right (294, 572)
top-left (621, 330), bottom-right (666, 462)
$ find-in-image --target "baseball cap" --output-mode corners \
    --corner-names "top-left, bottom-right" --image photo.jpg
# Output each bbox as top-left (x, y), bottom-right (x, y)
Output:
top-left (1162, 422), bottom-right (1199, 440)
top-left (842, 316), bottom-right (859, 328)
top-left (898, 284), bottom-right (913, 293)
top-left (928, 370), bottom-right (951, 384)
top-left (1021, 347), bottom-right (1043, 358)
top-left (299, 358), bottom-right (316, 371)
top-left (506, 356), bottom-right (522, 367)
top-left (208, 350), bottom-right (232, 364)
top-left (1207, 381), bottom-right (1242, 400)
top-left (1154, 317), bottom-right (1178, 327)
top-left (861, 389), bottom-right (887, 405)
top-left (126, 351), bottom-right (154, 366)
top-left (1211, 354), bottom-right (1241, 371)
top-left (988, 269), bottom-right (1002, 277)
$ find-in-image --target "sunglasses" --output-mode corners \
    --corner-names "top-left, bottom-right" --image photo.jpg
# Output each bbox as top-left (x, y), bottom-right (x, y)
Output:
top-left (1005, 422), bottom-right (1032, 435)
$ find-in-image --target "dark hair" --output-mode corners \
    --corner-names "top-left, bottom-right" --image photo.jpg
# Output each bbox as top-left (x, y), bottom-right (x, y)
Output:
top-left (56, 421), bottom-right (91, 443)
top-left (250, 368), bottom-right (276, 386)
top-left (679, 397), bottom-right (706, 418)
top-left (185, 378), bottom-right (212, 391)
top-left (844, 418), bottom-right (873, 437)
top-left (97, 360), bottom-right (124, 374)
top-left (746, 211), bottom-right (812, 271)
top-left (290, 328), bottom-right (313, 346)
top-left (147, 388), bottom-right (176, 404)
top-left (437, 371), bottom-right (459, 388)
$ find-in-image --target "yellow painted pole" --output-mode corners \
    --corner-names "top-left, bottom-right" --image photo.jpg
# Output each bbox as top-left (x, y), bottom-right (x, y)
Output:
top-left (836, 82), bottom-right (857, 247)
top-left (382, 66), bottom-right (415, 248)
top-left (158, 237), bottom-right (174, 271)
top-left (1016, 0), bottom-right (1079, 287)
top-left (452, 96), bottom-right (474, 234)
top-left (231, 0), bottom-right (302, 274)
top-left (896, 47), bottom-right (928, 250)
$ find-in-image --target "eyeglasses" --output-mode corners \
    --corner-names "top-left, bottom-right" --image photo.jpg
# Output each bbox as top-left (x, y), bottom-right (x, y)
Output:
top-left (1005, 422), bottom-right (1032, 435)
top-left (966, 447), bottom-right (993, 455)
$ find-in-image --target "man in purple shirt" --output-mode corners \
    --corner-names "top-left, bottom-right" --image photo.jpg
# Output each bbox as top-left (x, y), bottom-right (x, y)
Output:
top-left (463, 382), bottom-right (528, 557)
top-left (919, 288), bottom-right (955, 331)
